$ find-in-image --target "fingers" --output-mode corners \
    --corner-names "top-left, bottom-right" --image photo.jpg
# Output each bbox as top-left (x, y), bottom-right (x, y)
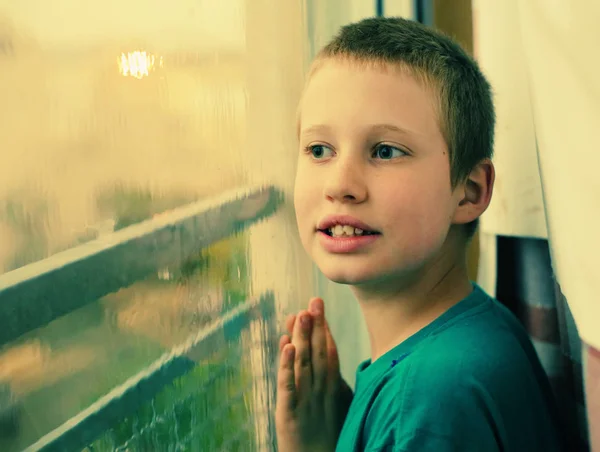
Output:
top-left (276, 343), bottom-right (297, 413)
top-left (324, 319), bottom-right (342, 381)
top-left (279, 334), bottom-right (290, 353)
top-left (292, 310), bottom-right (313, 396)
top-left (309, 298), bottom-right (328, 392)
top-left (286, 314), bottom-right (296, 337)
top-left (280, 299), bottom-right (343, 404)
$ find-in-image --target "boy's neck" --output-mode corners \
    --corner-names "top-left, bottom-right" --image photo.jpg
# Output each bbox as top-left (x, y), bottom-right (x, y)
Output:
top-left (352, 244), bottom-right (473, 362)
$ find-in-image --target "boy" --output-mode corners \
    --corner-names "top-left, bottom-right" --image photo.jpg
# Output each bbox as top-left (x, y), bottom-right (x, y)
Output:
top-left (275, 17), bottom-right (564, 452)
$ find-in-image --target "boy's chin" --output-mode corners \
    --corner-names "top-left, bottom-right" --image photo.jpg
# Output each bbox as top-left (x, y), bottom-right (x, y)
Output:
top-left (317, 264), bottom-right (380, 286)
top-left (315, 256), bottom-right (418, 290)
top-left (324, 274), bottom-right (362, 285)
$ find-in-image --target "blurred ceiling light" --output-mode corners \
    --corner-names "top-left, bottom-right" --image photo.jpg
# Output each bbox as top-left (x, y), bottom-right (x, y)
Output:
top-left (118, 51), bottom-right (163, 79)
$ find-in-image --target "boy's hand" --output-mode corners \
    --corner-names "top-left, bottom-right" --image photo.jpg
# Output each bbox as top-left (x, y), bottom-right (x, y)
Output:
top-left (275, 298), bottom-right (353, 452)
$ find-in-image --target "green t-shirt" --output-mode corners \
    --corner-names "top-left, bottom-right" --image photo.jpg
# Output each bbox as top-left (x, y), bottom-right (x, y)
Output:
top-left (336, 285), bottom-right (564, 451)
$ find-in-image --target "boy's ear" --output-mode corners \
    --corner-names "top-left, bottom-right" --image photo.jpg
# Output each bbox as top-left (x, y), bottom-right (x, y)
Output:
top-left (452, 159), bottom-right (495, 225)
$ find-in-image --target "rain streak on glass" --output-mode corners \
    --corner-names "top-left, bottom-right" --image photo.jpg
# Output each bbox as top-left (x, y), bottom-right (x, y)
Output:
top-left (0, 2), bottom-right (286, 450)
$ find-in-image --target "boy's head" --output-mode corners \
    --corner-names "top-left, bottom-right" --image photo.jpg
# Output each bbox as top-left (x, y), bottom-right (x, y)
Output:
top-left (294, 17), bottom-right (495, 288)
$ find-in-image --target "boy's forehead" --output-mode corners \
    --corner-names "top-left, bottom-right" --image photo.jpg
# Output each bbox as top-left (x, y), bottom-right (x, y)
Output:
top-left (297, 59), bottom-right (440, 138)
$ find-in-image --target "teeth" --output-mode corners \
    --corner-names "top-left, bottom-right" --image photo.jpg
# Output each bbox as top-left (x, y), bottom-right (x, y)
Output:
top-left (342, 225), bottom-right (354, 235)
top-left (328, 225), bottom-right (368, 237)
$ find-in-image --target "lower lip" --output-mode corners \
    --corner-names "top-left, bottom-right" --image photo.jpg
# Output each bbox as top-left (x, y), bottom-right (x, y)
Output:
top-left (317, 231), bottom-right (380, 253)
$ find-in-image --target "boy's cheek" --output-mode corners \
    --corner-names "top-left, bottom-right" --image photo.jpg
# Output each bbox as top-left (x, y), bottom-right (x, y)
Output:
top-left (293, 170), bottom-right (320, 210)
top-left (292, 172), bottom-right (306, 213)
top-left (292, 187), bottom-right (315, 239)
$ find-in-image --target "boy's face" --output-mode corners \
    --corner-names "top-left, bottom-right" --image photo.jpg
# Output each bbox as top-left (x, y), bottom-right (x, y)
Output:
top-left (294, 60), bottom-right (464, 288)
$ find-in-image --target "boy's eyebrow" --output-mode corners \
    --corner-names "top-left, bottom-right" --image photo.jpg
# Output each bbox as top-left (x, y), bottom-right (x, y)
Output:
top-left (299, 124), bottom-right (331, 138)
top-left (368, 123), bottom-right (414, 136)
top-left (300, 123), bottom-right (414, 138)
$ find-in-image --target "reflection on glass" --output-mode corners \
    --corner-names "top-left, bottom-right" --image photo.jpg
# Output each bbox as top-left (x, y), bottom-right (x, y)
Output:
top-left (0, 2), bottom-right (282, 450)
top-left (118, 51), bottom-right (163, 79)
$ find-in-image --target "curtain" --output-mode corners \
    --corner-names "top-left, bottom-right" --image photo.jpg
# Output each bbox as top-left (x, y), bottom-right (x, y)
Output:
top-left (473, 0), bottom-right (599, 449)
top-left (495, 237), bottom-right (588, 450)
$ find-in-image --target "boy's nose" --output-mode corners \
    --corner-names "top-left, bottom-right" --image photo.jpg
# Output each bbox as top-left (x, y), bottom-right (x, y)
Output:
top-left (323, 160), bottom-right (367, 204)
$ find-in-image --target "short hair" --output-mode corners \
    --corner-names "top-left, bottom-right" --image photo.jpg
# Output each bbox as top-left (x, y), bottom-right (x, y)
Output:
top-left (309, 17), bottom-right (495, 237)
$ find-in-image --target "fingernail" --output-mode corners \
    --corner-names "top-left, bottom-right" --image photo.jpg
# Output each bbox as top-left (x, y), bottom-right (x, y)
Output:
top-left (286, 346), bottom-right (294, 359)
top-left (309, 298), bottom-right (322, 315)
top-left (300, 314), bottom-right (310, 328)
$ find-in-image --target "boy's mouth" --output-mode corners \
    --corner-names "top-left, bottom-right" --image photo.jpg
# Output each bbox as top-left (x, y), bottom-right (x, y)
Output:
top-left (320, 225), bottom-right (380, 238)
top-left (316, 215), bottom-right (381, 238)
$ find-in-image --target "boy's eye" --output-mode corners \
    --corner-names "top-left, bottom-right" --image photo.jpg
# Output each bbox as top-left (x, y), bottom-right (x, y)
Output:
top-left (307, 144), bottom-right (334, 159)
top-left (373, 144), bottom-right (406, 160)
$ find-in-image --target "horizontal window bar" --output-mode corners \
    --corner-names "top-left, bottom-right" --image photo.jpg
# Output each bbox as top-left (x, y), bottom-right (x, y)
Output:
top-left (0, 185), bottom-right (283, 345)
top-left (24, 291), bottom-right (275, 452)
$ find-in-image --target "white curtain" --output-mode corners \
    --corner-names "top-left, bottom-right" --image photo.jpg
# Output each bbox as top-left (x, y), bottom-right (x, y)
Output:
top-left (517, 0), bottom-right (600, 353)
top-left (474, 0), bottom-right (600, 448)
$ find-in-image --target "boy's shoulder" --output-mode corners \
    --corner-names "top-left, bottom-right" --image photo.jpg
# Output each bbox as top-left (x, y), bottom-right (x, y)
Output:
top-left (400, 288), bottom-right (540, 391)
top-left (354, 289), bottom-right (562, 450)
top-left (359, 286), bottom-right (541, 409)
top-left (359, 286), bottom-right (537, 395)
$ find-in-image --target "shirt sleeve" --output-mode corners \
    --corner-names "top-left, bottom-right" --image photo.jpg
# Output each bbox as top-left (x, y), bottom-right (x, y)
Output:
top-left (363, 321), bottom-right (562, 452)
top-left (365, 366), bottom-right (504, 451)
top-left (391, 424), bottom-right (501, 452)
top-left (396, 372), bottom-right (504, 451)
